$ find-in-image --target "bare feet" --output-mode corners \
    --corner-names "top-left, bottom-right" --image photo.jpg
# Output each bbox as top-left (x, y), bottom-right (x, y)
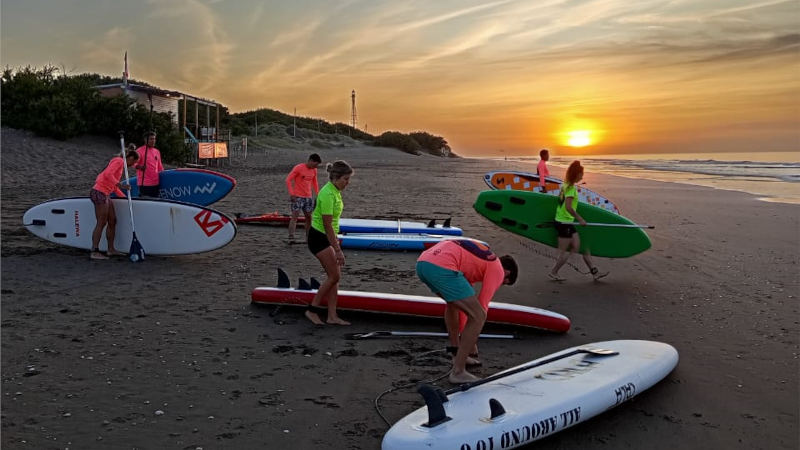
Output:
top-left (90, 251), bottom-right (108, 260)
top-left (327, 317), bottom-right (351, 326)
top-left (106, 249), bottom-right (125, 256)
top-left (465, 355), bottom-right (482, 367)
top-left (304, 310), bottom-right (325, 325)
top-left (548, 273), bottom-right (565, 281)
top-left (449, 369), bottom-right (480, 384)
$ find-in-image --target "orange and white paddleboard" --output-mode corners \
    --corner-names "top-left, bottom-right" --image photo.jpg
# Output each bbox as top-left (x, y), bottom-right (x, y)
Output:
top-left (484, 171), bottom-right (620, 214)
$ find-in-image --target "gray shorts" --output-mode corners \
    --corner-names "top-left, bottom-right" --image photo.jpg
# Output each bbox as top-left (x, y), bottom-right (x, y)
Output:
top-left (290, 197), bottom-right (314, 213)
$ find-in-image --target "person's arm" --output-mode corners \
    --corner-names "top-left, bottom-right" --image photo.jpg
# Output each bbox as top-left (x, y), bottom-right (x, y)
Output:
top-left (312, 173), bottom-right (320, 197)
top-left (565, 197), bottom-right (586, 225)
top-left (322, 214), bottom-right (345, 266)
top-left (156, 150), bottom-right (164, 173)
top-left (286, 168), bottom-right (297, 199)
top-left (135, 148), bottom-right (145, 171)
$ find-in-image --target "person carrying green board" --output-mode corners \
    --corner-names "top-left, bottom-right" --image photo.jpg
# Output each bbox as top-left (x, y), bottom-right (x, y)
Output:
top-left (548, 161), bottom-right (609, 281)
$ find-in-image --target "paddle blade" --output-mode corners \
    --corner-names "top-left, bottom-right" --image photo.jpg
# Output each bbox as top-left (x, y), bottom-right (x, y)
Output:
top-left (129, 232), bottom-right (145, 262)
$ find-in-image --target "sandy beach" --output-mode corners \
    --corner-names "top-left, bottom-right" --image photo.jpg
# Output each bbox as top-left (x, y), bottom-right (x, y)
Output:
top-left (1, 127), bottom-right (797, 449)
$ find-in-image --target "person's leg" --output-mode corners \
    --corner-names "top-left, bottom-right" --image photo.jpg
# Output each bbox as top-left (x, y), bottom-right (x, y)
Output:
top-left (549, 237), bottom-right (572, 278)
top-left (305, 247), bottom-right (340, 325)
top-left (302, 210), bottom-right (312, 242)
top-left (105, 200), bottom-right (119, 254)
top-left (288, 209), bottom-right (299, 241)
top-left (322, 279), bottom-right (349, 325)
top-left (448, 296), bottom-right (487, 383)
top-left (91, 200), bottom-right (109, 260)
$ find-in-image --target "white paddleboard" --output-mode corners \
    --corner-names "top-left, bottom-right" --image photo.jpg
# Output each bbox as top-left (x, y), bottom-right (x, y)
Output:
top-left (23, 197), bottom-right (237, 255)
top-left (382, 340), bottom-right (678, 450)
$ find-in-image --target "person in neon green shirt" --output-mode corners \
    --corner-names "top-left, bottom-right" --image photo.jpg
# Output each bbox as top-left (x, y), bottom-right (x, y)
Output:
top-left (305, 160), bottom-right (354, 325)
top-left (548, 160), bottom-right (609, 281)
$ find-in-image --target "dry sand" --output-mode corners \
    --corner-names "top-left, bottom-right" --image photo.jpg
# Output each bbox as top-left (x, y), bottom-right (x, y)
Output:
top-left (1, 127), bottom-right (797, 449)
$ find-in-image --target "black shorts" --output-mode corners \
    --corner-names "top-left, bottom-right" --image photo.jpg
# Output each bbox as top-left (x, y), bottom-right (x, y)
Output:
top-left (139, 185), bottom-right (160, 198)
top-left (307, 226), bottom-right (332, 255)
top-left (555, 222), bottom-right (578, 238)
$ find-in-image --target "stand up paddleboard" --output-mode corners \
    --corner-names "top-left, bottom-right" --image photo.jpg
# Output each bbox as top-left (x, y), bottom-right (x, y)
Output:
top-left (23, 197), bottom-right (237, 255)
top-left (382, 340), bottom-right (678, 450)
top-left (339, 234), bottom-right (483, 251)
top-left (122, 168), bottom-right (236, 206)
top-left (252, 269), bottom-right (570, 332)
top-left (474, 190), bottom-right (651, 258)
top-left (235, 214), bottom-right (464, 236)
top-left (484, 170), bottom-right (620, 214)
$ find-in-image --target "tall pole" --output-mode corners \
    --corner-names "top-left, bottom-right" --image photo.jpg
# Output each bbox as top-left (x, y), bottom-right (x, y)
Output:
top-left (293, 107), bottom-right (296, 137)
top-left (350, 89), bottom-right (357, 136)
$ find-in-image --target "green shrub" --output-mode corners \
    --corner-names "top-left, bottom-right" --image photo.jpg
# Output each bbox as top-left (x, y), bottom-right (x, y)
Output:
top-left (373, 131), bottom-right (422, 155)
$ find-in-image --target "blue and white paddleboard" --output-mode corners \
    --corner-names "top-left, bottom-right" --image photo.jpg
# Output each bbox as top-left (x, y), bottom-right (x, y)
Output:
top-left (382, 340), bottom-right (678, 450)
top-left (339, 218), bottom-right (463, 236)
top-left (23, 197), bottom-right (237, 255)
top-left (123, 168), bottom-right (236, 206)
top-left (339, 234), bottom-right (483, 251)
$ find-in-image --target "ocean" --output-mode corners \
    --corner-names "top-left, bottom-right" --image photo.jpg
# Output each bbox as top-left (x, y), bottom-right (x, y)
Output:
top-left (489, 152), bottom-right (800, 205)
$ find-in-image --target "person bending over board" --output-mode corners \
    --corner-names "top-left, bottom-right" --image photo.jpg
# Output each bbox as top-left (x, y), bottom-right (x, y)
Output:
top-left (135, 131), bottom-right (164, 198)
top-left (537, 149), bottom-right (550, 193)
top-left (286, 153), bottom-right (321, 243)
top-left (416, 239), bottom-right (518, 383)
top-left (304, 160), bottom-right (354, 326)
top-left (89, 150), bottom-right (139, 260)
top-left (548, 160), bottom-right (609, 281)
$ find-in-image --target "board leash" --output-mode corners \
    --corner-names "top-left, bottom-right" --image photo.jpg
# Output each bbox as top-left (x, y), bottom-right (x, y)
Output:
top-left (374, 349), bottom-right (450, 427)
top-left (514, 237), bottom-right (590, 275)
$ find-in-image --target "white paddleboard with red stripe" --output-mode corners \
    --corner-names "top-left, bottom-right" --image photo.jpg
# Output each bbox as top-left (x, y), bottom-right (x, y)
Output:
top-left (23, 197), bottom-right (236, 255)
top-left (251, 277), bottom-right (570, 332)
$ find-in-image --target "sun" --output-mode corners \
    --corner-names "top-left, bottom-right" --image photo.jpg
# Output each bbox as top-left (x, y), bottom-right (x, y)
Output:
top-left (567, 130), bottom-right (592, 147)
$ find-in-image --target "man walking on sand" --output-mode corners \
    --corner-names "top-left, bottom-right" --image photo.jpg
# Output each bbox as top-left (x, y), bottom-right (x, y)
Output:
top-left (537, 148), bottom-right (550, 193)
top-left (286, 153), bottom-right (321, 243)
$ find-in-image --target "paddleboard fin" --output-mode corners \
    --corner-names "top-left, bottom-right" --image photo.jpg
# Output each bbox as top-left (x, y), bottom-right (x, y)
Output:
top-left (417, 384), bottom-right (451, 428)
top-left (298, 278), bottom-right (312, 291)
top-left (310, 278), bottom-right (321, 289)
top-left (277, 268), bottom-right (290, 289)
top-left (443, 218), bottom-right (451, 228)
top-left (427, 219), bottom-right (436, 228)
top-left (489, 398), bottom-right (506, 419)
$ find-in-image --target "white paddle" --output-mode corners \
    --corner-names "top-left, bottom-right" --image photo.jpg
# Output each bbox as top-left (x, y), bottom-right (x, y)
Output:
top-left (118, 132), bottom-right (146, 262)
top-left (537, 221), bottom-right (654, 229)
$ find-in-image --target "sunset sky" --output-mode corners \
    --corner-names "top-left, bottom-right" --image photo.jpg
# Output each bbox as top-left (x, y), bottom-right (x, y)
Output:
top-left (2, 0), bottom-right (798, 156)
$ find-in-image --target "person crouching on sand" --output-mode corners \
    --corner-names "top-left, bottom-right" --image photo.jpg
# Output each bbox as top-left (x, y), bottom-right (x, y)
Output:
top-left (548, 160), bottom-right (608, 281)
top-left (416, 239), bottom-right (518, 383)
top-left (90, 150), bottom-right (139, 260)
top-left (304, 160), bottom-right (353, 326)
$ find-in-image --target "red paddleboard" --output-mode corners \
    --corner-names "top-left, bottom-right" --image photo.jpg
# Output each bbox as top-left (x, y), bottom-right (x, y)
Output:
top-left (235, 212), bottom-right (294, 226)
top-left (252, 272), bottom-right (570, 332)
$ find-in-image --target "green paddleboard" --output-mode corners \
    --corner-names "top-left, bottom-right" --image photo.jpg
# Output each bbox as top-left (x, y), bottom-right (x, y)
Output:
top-left (474, 190), bottom-right (651, 258)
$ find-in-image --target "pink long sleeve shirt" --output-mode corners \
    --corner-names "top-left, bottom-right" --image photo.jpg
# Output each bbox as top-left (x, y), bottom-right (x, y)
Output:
top-left (93, 157), bottom-right (125, 197)
top-left (135, 145), bottom-right (163, 186)
top-left (286, 163), bottom-right (320, 198)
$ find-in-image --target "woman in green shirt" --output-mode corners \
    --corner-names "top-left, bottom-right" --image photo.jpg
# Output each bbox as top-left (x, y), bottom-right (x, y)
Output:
top-left (305, 160), bottom-right (354, 325)
top-left (548, 161), bottom-right (608, 281)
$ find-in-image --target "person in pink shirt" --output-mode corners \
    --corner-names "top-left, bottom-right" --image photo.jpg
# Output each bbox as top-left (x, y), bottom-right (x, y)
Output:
top-left (537, 148), bottom-right (550, 193)
top-left (416, 239), bottom-right (518, 383)
top-left (285, 153), bottom-right (321, 243)
top-left (90, 150), bottom-right (139, 260)
top-left (135, 131), bottom-right (164, 198)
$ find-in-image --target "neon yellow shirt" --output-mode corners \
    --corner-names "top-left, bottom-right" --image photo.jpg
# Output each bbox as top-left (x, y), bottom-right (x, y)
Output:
top-left (312, 182), bottom-right (343, 233)
top-left (555, 184), bottom-right (578, 222)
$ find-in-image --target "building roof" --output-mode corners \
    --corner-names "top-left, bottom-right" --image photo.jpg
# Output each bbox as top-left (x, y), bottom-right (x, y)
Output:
top-left (95, 82), bottom-right (220, 106)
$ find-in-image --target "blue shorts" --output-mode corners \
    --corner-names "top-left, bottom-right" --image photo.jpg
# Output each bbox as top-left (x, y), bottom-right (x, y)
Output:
top-left (416, 261), bottom-right (475, 302)
top-left (290, 197), bottom-right (315, 213)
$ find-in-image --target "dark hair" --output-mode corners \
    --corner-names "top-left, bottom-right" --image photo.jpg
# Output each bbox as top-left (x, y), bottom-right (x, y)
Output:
top-left (539, 149), bottom-right (549, 158)
top-left (143, 131), bottom-right (157, 140)
top-left (564, 160), bottom-right (584, 185)
top-left (309, 153), bottom-right (321, 163)
top-left (326, 160), bottom-right (353, 181)
top-left (125, 150), bottom-right (140, 160)
top-left (500, 255), bottom-right (518, 285)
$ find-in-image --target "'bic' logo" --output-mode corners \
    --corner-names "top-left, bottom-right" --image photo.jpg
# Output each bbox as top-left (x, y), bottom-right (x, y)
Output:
top-left (194, 210), bottom-right (229, 237)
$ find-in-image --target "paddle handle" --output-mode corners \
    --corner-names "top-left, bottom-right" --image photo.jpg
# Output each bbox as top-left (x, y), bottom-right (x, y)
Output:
top-left (118, 133), bottom-right (137, 232)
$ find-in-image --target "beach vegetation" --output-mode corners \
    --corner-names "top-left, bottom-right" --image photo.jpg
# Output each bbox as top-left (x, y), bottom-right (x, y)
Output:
top-left (1, 65), bottom-right (190, 164)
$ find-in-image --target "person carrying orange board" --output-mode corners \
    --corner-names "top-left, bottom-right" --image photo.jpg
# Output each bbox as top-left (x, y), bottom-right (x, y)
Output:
top-left (537, 149), bottom-right (550, 193)
top-left (286, 153), bottom-right (321, 243)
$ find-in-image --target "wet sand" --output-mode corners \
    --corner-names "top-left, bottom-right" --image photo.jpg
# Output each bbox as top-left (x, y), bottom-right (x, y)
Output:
top-left (2, 127), bottom-right (797, 449)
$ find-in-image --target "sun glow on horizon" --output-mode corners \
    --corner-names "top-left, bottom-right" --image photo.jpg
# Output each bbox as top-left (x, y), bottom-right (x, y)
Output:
top-left (567, 130), bottom-right (592, 147)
